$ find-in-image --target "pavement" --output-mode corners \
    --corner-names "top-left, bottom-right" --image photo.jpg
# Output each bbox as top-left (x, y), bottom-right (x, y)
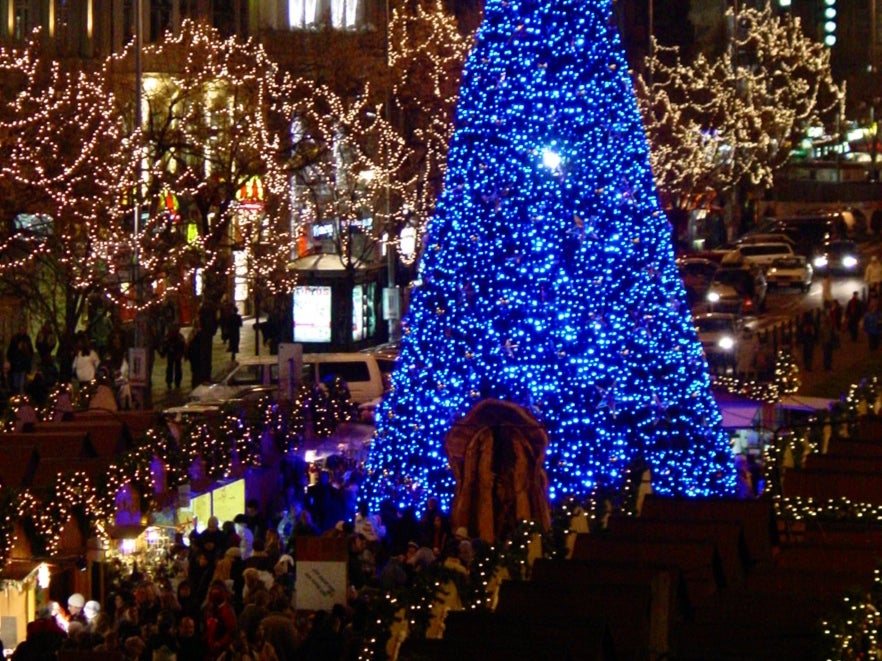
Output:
top-left (794, 325), bottom-right (882, 402)
top-left (148, 316), bottom-right (266, 410)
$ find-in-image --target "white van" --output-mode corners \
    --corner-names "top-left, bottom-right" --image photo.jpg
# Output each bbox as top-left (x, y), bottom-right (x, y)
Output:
top-left (189, 352), bottom-right (384, 404)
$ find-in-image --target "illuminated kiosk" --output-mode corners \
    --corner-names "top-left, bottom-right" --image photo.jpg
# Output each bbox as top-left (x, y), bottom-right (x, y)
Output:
top-left (288, 253), bottom-right (387, 352)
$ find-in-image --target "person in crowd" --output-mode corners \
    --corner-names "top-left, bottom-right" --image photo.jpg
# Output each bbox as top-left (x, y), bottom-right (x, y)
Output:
top-left (829, 298), bottom-right (844, 331)
top-left (821, 272), bottom-right (833, 306)
top-left (186, 319), bottom-right (205, 389)
top-left (244, 498), bottom-right (270, 544)
top-left (83, 600), bottom-right (101, 632)
top-left (264, 528), bottom-right (282, 566)
top-left (798, 310), bottom-right (817, 372)
top-left (424, 513), bottom-right (451, 559)
top-left (6, 323), bottom-right (34, 394)
top-left (260, 603), bottom-right (300, 661)
top-left (72, 333), bottom-right (101, 384)
top-left (176, 580), bottom-right (201, 624)
top-left (818, 309), bottom-right (839, 371)
top-left (146, 609), bottom-right (178, 660)
top-left (234, 514), bottom-right (255, 560)
top-left (297, 608), bottom-right (346, 661)
top-left (176, 615), bottom-right (202, 660)
top-left (418, 497), bottom-right (442, 546)
top-left (189, 550), bottom-right (216, 607)
top-left (34, 321), bottom-right (56, 364)
top-left (204, 581), bottom-right (238, 661)
top-left (190, 302), bottom-right (219, 386)
top-left (66, 593), bottom-right (86, 628)
top-left (306, 471), bottom-right (336, 533)
top-left (354, 501), bottom-right (386, 546)
top-left (866, 255), bottom-right (882, 296)
top-left (865, 298), bottom-right (882, 351)
top-left (159, 323), bottom-right (186, 390)
top-left (122, 634), bottom-right (146, 661)
top-left (198, 515), bottom-right (227, 560)
top-left (12, 604), bottom-right (67, 659)
top-left (347, 532), bottom-right (376, 590)
top-left (846, 291), bottom-right (865, 341)
top-left (221, 302), bottom-right (243, 361)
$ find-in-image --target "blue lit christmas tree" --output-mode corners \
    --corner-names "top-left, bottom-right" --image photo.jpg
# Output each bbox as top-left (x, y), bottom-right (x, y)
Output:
top-left (365, 0), bottom-right (735, 515)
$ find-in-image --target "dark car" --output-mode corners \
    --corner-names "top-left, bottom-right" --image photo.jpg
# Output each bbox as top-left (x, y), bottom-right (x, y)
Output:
top-left (706, 261), bottom-right (768, 316)
top-left (676, 257), bottom-right (718, 307)
top-left (812, 239), bottom-right (861, 275)
top-left (755, 215), bottom-right (840, 260)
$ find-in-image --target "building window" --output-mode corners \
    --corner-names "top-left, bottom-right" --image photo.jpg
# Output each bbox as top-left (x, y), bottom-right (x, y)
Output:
top-left (150, 0), bottom-right (173, 42)
top-left (289, 0), bottom-right (319, 29)
top-left (330, 0), bottom-right (359, 30)
top-left (13, 0), bottom-right (29, 40)
top-left (213, 0), bottom-right (236, 38)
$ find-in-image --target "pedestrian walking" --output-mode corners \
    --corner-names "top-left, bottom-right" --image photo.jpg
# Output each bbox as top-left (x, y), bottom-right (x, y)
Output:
top-left (866, 255), bottom-right (882, 297)
top-left (186, 320), bottom-right (204, 389)
top-left (798, 311), bottom-right (816, 372)
top-left (818, 311), bottom-right (839, 371)
top-left (846, 291), bottom-right (864, 341)
top-left (821, 273), bottom-right (833, 306)
top-left (865, 299), bottom-right (882, 351)
top-left (221, 303), bottom-right (243, 360)
top-left (159, 324), bottom-right (186, 389)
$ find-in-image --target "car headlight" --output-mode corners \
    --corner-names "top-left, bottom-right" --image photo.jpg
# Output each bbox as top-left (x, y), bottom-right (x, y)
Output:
top-left (707, 291), bottom-right (720, 303)
top-left (813, 255), bottom-right (828, 268)
top-left (719, 336), bottom-right (735, 350)
top-left (843, 256), bottom-right (858, 268)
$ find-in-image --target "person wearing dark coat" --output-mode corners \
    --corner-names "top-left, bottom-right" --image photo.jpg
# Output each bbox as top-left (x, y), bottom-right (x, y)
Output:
top-left (6, 324), bottom-right (34, 394)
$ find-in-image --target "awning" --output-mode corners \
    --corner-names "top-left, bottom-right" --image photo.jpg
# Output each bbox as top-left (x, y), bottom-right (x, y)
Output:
top-left (713, 390), bottom-right (762, 429)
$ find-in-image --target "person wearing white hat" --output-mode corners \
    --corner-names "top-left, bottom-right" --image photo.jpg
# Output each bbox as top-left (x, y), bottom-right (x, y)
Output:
top-left (83, 600), bottom-right (100, 623)
top-left (67, 593), bottom-right (86, 626)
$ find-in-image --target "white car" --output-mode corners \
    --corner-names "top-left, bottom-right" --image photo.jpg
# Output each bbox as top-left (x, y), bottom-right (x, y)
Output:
top-left (765, 255), bottom-right (813, 292)
top-left (694, 313), bottom-right (743, 372)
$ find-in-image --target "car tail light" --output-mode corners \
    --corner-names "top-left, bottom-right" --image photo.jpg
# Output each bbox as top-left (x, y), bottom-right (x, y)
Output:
top-left (742, 297), bottom-right (754, 314)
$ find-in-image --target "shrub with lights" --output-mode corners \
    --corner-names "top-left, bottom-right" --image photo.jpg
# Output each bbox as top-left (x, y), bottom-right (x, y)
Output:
top-left (364, 0), bottom-right (736, 517)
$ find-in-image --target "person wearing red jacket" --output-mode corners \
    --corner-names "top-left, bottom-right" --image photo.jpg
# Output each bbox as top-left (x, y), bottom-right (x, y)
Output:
top-left (203, 580), bottom-right (238, 660)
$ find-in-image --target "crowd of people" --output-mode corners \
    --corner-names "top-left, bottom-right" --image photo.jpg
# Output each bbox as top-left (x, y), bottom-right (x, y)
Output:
top-left (4, 318), bottom-right (133, 410)
top-left (1, 300), bottom-right (249, 410)
top-left (9, 476), bottom-right (481, 661)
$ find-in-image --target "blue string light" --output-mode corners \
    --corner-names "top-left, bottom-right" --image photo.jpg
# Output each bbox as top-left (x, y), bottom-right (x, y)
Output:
top-left (364, 0), bottom-right (736, 515)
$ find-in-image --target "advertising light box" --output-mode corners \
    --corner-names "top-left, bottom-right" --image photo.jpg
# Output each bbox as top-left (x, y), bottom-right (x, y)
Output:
top-left (293, 286), bottom-right (332, 343)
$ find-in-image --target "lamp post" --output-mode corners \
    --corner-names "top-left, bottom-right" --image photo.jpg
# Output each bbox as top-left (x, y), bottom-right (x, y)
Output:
top-left (131, 0), bottom-right (149, 407)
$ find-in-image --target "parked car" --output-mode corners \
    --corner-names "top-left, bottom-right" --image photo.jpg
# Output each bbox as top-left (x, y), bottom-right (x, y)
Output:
top-left (706, 260), bottom-right (768, 316)
top-left (812, 239), bottom-right (861, 275)
top-left (737, 233), bottom-right (796, 248)
top-left (694, 312), bottom-right (743, 373)
top-left (765, 255), bottom-right (813, 292)
top-left (189, 353), bottom-right (385, 404)
top-left (756, 215), bottom-right (840, 260)
top-left (735, 242), bottom-right (796, 272)
top-left (676, 257), bottom-right (719, 307)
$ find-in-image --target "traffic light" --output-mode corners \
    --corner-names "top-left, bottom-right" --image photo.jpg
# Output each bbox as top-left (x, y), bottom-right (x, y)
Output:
top-left (823, 0), bottom-right (837, 47)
